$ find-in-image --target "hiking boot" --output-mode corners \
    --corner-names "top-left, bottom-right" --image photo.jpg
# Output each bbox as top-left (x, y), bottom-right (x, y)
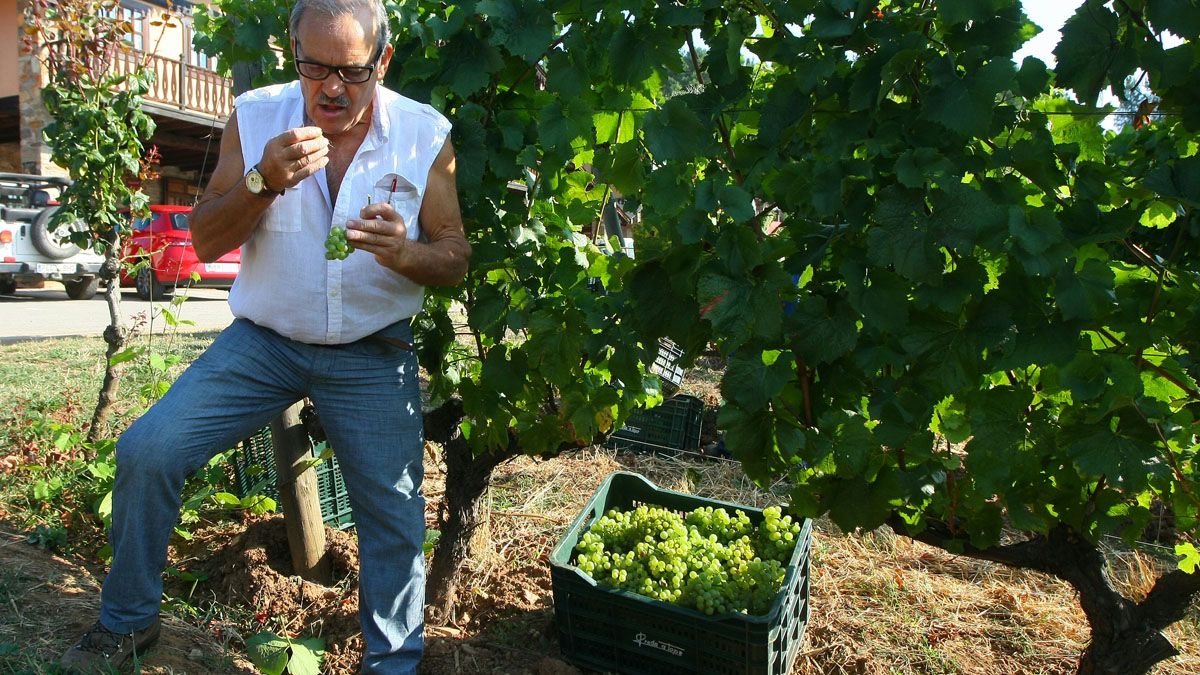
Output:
top-left (59, 618), bottom-right (160, 673)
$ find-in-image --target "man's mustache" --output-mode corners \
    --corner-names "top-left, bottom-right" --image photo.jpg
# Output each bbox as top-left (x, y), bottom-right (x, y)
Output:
top-left (317, 93), bottom-right (351, 107)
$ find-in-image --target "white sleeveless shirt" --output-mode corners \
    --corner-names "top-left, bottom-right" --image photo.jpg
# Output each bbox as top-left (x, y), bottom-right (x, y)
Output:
top-left (229, 81), bottom-right (451, 344)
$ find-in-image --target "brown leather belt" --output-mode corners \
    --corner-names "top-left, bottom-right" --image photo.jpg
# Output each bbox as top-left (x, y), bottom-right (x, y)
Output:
top-left (368, 335), bottom-right (414, 352)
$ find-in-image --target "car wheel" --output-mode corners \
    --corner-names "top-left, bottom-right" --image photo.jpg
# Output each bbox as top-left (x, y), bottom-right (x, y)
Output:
top-left (31, 206), bottom-right (84, 260)
top-left (63, 276), bottom-right (99, 300)
top-left (136, 267), bottom-right (168, 301)
top-left (0, 277), bottom-right (16, 295)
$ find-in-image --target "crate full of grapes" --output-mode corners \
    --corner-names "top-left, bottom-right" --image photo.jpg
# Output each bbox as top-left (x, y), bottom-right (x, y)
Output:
top-left (549, 471), bottom-right (811, 675)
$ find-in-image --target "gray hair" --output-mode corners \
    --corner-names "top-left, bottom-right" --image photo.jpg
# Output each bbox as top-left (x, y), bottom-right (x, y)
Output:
top-left (289, 0), bottom-right (391, 59)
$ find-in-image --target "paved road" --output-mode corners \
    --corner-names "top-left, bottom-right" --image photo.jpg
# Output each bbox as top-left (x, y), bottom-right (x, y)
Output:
top-left (0, 282), bottom-right (235, 344)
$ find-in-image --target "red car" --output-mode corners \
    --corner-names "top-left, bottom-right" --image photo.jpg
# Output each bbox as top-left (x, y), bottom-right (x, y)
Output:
top-left (120, 205), bottom-right (240, 300)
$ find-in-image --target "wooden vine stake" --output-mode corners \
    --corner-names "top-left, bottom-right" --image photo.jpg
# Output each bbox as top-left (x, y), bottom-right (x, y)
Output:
top-left (269, 401), bottom-right (332, 584)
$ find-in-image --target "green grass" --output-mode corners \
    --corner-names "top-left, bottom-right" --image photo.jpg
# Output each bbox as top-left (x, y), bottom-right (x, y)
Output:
top-left (0, 331), bottom-right (258, 673)
top-left (0, 331), bottom-right (219, 440)
top-left (0, 330), bottom-right (220, 552)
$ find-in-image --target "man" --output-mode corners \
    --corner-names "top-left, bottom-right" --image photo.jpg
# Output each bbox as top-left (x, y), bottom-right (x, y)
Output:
top-left (60, 0), bottom-right (469, 672)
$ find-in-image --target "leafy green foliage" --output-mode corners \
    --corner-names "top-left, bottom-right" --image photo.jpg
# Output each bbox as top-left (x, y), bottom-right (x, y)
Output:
top-left (246, 632), bottom-right (324, 675)
top-left (194, 0), bottom-right (1200, 575)
top-left (25, 0), bottom-right (167, 445)
top-left (26, 0), bottom-right (155, 251)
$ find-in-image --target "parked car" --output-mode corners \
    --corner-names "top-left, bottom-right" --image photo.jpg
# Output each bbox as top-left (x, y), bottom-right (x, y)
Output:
top-left (119, 205), bottom-right (240, 300)
top-left (0, 173), bottom-right (104, 300)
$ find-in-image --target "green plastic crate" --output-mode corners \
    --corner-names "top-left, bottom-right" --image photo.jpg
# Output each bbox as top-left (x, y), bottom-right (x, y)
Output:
top-left (550, 471), bottom-right (811, 674)
top-left (604, 395), bottom-right (704, 455)
top-left (651, 338), bottom-right (685, 393)
top-left (231, 426), bottom-right (354, 530)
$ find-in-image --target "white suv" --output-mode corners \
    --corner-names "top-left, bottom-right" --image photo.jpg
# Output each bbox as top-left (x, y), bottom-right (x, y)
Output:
top-left (0, 173), bottom-right (103, 300)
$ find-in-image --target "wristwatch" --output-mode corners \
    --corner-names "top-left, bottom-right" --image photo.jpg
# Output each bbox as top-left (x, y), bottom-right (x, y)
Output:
top-left (245, 165), bottom-right (283, 197)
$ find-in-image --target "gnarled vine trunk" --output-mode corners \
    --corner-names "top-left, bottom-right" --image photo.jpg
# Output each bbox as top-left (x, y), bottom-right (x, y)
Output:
top-left (423, 399), bottom-right (520, 624)
top-left (87, 236), bottom-right (125, 444)
top-left (892, 519), bottom-right (1200, 674)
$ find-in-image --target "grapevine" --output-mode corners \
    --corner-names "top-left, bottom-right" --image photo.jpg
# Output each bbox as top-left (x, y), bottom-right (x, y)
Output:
top-left (573, 504), bottom-right (802, 616)
top-left (196, 0), bottom-right (1200, 663)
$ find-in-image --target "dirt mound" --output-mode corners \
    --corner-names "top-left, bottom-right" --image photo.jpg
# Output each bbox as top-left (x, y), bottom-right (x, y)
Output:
top-left (190, 515), bottom-right (365, 673)
top-left (184, 512), bottom-right (561, 674)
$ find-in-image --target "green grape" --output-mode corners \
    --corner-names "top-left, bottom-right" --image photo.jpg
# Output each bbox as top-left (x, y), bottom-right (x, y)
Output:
top-left (325, 226), bottom-right (351, 260)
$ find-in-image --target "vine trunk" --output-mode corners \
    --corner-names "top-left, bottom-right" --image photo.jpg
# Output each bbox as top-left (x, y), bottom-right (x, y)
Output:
top-left (893, 519), bottom-right (1200, 673)
top-left (423, 399), bottom-right (519, 624)
top-left (87, 238), bottom-right (125, 444)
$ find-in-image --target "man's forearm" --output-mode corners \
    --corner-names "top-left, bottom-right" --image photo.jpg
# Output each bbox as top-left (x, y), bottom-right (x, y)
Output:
top-left (191, 185), bottom-right (274, 263)
top-left (386, 237), bottom-right (471, 287)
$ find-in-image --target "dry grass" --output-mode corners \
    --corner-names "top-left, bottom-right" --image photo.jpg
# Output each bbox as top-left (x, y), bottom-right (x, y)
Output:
top-left (2, 441), bottom-right (1197, 674)
top-left (0, 530), bottom-right (257, 673)
top-left (445, 446), bottom-right (1200, 675)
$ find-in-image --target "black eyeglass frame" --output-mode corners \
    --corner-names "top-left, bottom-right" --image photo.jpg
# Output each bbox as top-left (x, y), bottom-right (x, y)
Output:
top-left (293, 39), bottom-right (383, 84)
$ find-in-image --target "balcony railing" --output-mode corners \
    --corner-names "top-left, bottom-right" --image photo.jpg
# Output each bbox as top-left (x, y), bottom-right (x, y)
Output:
top-left (45, 40), bottom-right (233, 121)
top-left (110, 49), bottom-right (233, 120)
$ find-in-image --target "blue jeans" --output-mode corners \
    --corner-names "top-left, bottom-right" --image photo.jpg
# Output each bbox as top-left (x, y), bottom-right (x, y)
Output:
top-left (99, 318), bottom-right (426, 674)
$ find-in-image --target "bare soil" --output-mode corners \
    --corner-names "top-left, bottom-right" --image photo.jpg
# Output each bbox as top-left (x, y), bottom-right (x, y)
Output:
top-left (2, 446), bottom-right (1198, 674)
top-left (0, 531), bottom-right (257, 673)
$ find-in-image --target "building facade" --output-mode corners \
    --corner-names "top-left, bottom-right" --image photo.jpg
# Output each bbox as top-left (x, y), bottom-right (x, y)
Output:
top-left (1, 0), bottom-right (232, 205)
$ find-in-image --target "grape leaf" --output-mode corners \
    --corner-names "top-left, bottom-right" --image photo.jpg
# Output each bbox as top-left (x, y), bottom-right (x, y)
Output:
top-left (1054, 2), bottom-right (1127, 105)
top-left (643, 99), bottom-right (709, 161)
top-left (1055, 259), bottom-right (1117, 321)
top-left (478, 0), bottom-right (554, 62)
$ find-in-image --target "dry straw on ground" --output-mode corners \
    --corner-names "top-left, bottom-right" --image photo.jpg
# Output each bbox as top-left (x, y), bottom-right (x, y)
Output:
top-left (0, 529), bottom-right (257, 673)
top-left (1, 445), bottom-right (1197, 673)
top-left (2, 388), bottom-right (1197, 673)
top-left (453, 446), bottom-right (1200, 675)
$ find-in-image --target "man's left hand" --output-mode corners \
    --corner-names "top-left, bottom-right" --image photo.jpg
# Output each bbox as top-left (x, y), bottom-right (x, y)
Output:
top-left (346, 203), bottom-right (410, 269)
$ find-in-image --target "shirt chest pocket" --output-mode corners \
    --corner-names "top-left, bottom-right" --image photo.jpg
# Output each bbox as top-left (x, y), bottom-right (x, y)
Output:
top-left (372, 174), bottom-right (421, 241)
top-left (261, 189), bottom-right (302, 232)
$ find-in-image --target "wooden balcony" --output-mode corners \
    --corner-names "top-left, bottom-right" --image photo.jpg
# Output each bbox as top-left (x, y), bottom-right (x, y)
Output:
top-left (110, 49), bottom-right (233, 123)
top-left (46, 41), bottom-right (233, 123)
top-left (43, 42), bottom-right (235, 172)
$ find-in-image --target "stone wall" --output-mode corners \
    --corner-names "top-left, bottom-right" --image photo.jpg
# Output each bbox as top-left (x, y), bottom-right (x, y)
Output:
top-left (16, 23), bottom-right (59, 177)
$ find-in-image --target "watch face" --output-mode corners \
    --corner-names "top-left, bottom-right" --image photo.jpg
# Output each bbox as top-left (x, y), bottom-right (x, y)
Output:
top-left (246, 169), bottom-right (264, 194)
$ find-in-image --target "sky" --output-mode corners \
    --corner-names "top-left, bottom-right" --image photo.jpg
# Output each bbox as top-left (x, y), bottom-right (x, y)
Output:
top-left (1016, 0), bottom-right (1082, 67)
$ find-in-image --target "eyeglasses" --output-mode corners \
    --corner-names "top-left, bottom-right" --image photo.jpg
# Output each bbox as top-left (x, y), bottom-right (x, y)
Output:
top-left (294, 39), bottom-right (380, 84)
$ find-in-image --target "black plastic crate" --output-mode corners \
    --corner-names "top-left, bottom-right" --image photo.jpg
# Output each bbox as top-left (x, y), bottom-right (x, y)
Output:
top-left (605, 394), bottom-right (704, 455)
top-left (651, 338), bottom-right (685, 393)
top-left (550, 471), bottom-right (812, 674)
top-left (231, 427), bottom-right (354, 529)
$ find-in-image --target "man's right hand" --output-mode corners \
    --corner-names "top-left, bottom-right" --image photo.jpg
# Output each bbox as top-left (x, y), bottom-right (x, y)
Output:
top-left (257, 126), bottom-right (331, 191)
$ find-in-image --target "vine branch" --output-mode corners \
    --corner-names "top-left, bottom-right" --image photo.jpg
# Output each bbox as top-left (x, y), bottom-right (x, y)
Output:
top-left (685, 32), bottom-right (743, 187)
top-left (1096, 327), bottom-right (1200, 400)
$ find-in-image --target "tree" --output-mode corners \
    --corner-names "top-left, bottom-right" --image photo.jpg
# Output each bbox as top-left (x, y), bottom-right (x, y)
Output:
top-left (24, 0), bottom-right (157, 442)
top-left (195, 1), bottom-right (1200, 670)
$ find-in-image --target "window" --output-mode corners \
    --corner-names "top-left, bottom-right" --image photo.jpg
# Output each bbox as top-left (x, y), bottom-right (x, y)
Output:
top-left (171, 213), bottom-right (190, 231)
top-left (191, 47), bottom-right (217, 71)
top-left (100, 4), bottom-right (146, 51)
top-left (131, 217), bottom-right (151, 232)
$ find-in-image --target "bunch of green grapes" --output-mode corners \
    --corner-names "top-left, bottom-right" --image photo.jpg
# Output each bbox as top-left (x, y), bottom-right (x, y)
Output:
top-left (573, 503), bottom-right (802, 615)
top-left (758, 506), bottom-right (803, 563)
top-left (325, 227), bottom-right (351, 260)
top-left (686, 505), bottom-right (753, 544)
